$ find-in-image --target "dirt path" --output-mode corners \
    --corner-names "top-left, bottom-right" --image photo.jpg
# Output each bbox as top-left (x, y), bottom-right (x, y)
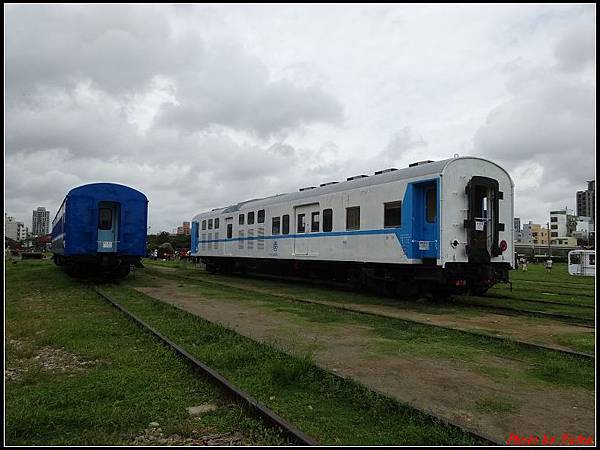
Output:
top-left (147, 267), bottom-right (594, 355)
top-left (134, 279), bottom-right (595, 444)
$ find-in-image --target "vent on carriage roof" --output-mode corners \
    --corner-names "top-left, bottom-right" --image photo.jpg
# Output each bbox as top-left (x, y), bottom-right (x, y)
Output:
top-left (346, 175), bottom-right (368, 181)
top-left (319, 181), bottom-right (339, 187)
top-left (408, 160), bottom-right (434, 167)
top-left (299, 186), bottom-right (317, 191)
top-left (374, 168), bottom-right (398, 175)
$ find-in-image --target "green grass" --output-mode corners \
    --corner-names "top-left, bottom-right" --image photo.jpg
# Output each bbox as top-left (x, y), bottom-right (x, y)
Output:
top-left (103, 284), bottom-right (488, 445)
top-left (5, 260), bottom-right (287, 446)
top-left (5, 259), bottom-right (488, 445)
top-left (475, 396), bottom-right (520, 416)
top-left (132, 267), bottom-right (594, 391)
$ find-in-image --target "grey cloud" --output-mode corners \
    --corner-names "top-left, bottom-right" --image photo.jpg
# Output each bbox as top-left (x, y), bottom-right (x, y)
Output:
top-left (6, 5), bottom-right (343, 139)
top-left (473, 16), bottom-right (595, 224)
top-left (554, 19), bottom-right (596, 72)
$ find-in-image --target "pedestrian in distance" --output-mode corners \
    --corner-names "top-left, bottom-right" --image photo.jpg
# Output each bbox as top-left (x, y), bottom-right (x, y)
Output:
top-left (521, 257), bottom-right (528, 272)
top-left (545, 258), bottom-right (553, 273)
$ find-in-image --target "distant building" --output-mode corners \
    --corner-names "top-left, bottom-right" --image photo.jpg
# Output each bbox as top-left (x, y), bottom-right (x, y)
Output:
top-left (4, 215), bottom-right (27, 242)
top-left (576, 180), bottom-right (595, 224)
top-left (572, 216), bottom-right (593, 243)
top-left (5, 214), bottom-right (19, 241)
top-left (17, 224), bottom-right (28, 241)
top-left (549, 209), bottom-right (576, 239)
top-left (177, 221), bottom-right (191, 236)
top-left (32, 207), bottom-right (50, 236)
top-left (550, 236), bottom-right (577, 246)
top-left (520, 222), bottom-right (549, 245)
top-left (513, 217), bottom-right (521, 232)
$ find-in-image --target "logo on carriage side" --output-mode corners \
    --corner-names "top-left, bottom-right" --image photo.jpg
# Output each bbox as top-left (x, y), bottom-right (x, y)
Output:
top-left (272, 240), bottom-right (279, 253)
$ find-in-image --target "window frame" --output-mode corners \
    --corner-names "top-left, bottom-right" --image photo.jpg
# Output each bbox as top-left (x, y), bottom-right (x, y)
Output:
top-left (247, 211), bottom-right (255, 225)
top-left (239, 214), bottom-right (245, 225)
top-left (257, 209), bottom-right (265, 224)
top-left (384, 201), bottom-right (402, 228)
top-left (346, 206), bottom-right (360, 231)
top-left (202, 220), bottom-right (207, 230)
top-left (227, 223), bottom-right (233, 239)
top-left (426, 187), bottom-right (437, 223)
top-left (208, 219), bottom-right (213, 230)
top-left (98, 208), bottom-right (112, 230)
top-left (311, 211), bottom-right (320, 232)
top-left (214, 218), bottom-right (220, 229)
top-left (297, 213), bottom-right (306, 233)
top-left (272, 216), bottom-right (281, 235)
top-left (322, 209), bottom-right (333, 232)
top-left (282, 214), bottom-right (290, 235)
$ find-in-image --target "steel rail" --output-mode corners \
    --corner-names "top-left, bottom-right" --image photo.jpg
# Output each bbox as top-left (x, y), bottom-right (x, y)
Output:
top-left (146, 269), bottom-right (594, 360)
top-left (94, 287), bottom-right (319, 446)
top-left (97, 287), bottom-right (501, 445)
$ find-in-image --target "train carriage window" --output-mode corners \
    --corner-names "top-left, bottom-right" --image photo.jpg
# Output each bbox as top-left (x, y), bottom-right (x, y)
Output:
top-left (311, 211), bottom-right (320, 232)
top-left (98, 208), bottom-right (112, 230)
top-left (282, 214), bottom-right (290, 234)
top-left (570, 253), bottom-right (581, 264)
top-left (202, 220), bottom-right (206, 230)
top-left (323, 209), bottom-right (333, 232)
top-left (297, 214), bottom-right (306, 233)
top-left (426, 188), bottom-right (437, 223)
top-left (239, 214), bottom-right (245, 225)
top-left (227, 224), bottom-right (233, 239)
top-left (589, 254), bottom-right (595, 266)
top-left (214, 218), bottom-right (219, 229)
top-left (258, 210), bottom-right (265, 223)
top-left (346, 206), bottom-right (360, 231)
top-left (384, 201), bottom-right (402, 228)
top-left (208, 219), bottom-right (213, 230)
top-left (248, 211), bottom-right (255, 225)
top-left (272, 217), bottom-right (281, 235)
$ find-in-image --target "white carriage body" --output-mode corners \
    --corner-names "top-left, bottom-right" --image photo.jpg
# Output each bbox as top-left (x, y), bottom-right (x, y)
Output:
top-left (568, 250), bottom-right (595, 277)
top-left (190, 156), bottom-right (514, 270)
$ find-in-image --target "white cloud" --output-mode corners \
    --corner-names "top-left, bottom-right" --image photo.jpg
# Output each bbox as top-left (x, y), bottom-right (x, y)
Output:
top-left (5, 4), bottom-right (596, 230)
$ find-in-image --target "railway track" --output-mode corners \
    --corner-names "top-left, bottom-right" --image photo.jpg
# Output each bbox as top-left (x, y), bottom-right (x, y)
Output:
top-left (144, 268), bottom-right (595, 360)
top-left (452, 297), bottom-right (595, 326)
top-left (475, 293), bottom-right (595, 309)
top-left (93, 287), bottom-right (319, 446)
top-left (96, 286), bottom-right (501, 445)
top-left (147, 265), bottom-right (595, 327)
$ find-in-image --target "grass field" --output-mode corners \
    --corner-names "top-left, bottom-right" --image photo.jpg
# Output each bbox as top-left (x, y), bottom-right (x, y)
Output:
top-left (142, 259), bottom-right (595, 355)
top-left (4, 259), bottom-right (288, 445)
top-left (5, 259), bottom-right (489, 445)
top-left (134, 264), bottom-right (595, 390)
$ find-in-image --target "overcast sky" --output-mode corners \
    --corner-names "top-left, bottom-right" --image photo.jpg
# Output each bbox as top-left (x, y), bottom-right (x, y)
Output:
top-left (5, 4), bottom-right (596, 232)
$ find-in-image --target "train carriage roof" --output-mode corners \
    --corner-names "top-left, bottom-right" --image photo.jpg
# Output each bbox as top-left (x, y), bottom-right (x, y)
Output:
top-left (192, 156), bottom-right (510, 220)
top-left (53, 183), bottom-right (147, 224)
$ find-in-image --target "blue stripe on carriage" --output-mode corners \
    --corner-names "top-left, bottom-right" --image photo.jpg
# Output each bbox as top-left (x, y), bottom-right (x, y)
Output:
top-left (200, 228), bottom-right (398, 243)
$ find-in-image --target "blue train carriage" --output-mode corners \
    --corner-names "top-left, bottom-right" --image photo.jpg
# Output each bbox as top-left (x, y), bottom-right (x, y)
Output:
top-left (189, 156), bottom-right (514, 296)
top-left (51, 183), bottom-right (148, 277)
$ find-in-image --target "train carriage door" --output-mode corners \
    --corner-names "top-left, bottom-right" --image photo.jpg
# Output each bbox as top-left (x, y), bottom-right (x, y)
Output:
top-left (294, 203), bottom-right (318, 256)
top-left (97, 202), bottom-right (120, 253)
top-left (464, 176), bottom-right (502, 263)
top-left (411, 180), bottom-right (439, 260)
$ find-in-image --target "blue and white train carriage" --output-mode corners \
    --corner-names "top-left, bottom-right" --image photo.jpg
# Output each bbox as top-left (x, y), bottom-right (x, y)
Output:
top-left (190, 156), bottom-right (514, 295)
